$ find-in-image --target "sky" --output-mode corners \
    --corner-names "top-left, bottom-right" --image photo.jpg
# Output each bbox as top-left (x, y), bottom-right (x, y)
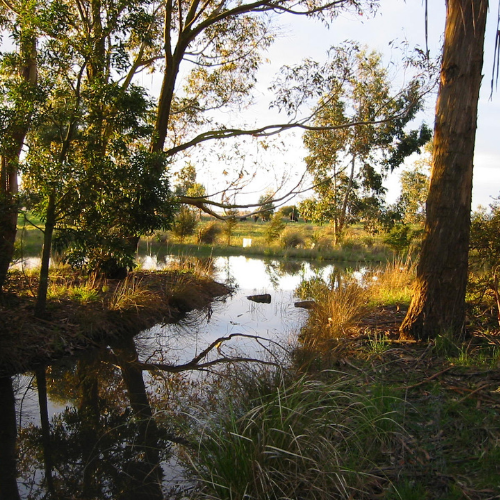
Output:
top-left (191, 0), bottom-right (500, 210)
top-left (3, 0), bottom-right (499, 210)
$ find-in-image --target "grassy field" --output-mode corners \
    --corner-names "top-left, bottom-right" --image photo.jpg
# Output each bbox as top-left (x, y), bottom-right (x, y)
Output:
top-left (147, 217), bottom-right (399, 262)
top-left (15, 214), bottom-right (401, 263)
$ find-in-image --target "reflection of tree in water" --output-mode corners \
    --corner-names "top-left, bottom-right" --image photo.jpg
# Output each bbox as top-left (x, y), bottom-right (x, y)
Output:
top-left (17, 345), bottom-right (171, 499)
top-left (295, 266), bottom-right (348, 299)
top-left (0, 376), bottom-right (21, 500)
top-left (13, 295), bottom-right (284, 498)
top-left (265, 260), bottom-right (305, 289)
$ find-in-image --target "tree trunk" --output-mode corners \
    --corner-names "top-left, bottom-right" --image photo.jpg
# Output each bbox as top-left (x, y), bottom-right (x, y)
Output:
top-left (34, 193), bottom-right (56, 318)
top-left (0, 156), bottom-right (19, 293)
top-left (0, 28), bottom-right (37, 293)
top-left (400, 0), bottom-right (488, 340)
top-left (337, 154), bottom-right (356, 239)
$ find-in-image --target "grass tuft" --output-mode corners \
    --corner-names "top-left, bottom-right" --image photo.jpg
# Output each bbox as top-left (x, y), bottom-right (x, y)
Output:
top-left (366, 257), bottom-right (416, 307)
top-left (185, 373), bottom-right (403, 500)
top-left (108, 275), bottom-right (159, 311)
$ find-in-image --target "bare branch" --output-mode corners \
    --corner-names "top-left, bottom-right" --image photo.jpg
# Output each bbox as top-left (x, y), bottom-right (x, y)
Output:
top-left (124, 333), bottom-right (286, 373)
top-left (165, 104), bottom-right (419, 157)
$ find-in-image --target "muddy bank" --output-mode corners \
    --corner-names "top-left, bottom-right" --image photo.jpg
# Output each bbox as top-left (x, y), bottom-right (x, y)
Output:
top-left (0, 271), bottom-right (230, 376)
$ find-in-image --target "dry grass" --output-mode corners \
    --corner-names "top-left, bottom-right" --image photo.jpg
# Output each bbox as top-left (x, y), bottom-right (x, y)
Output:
top-left (296, 278), bottom-right (368, 359)
top-left (108, 275), bottom-right (158, 311)
top-left (365, 257), bottom-right (416, 307)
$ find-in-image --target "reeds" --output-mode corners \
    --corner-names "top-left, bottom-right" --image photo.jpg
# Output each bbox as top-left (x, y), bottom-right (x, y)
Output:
top-left (186, 373), bottom-right (403, 499)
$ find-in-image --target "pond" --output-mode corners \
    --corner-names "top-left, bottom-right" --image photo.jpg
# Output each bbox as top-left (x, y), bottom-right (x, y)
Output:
top-left (2, 255), bottom-right (344, 499)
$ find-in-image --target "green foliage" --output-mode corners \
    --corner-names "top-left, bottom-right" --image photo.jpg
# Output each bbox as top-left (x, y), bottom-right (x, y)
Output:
top-left (278, 205), bottom-right (299, 220)
top-left (300, 42), bottom-right (430, 240)
top-left (468, 200), bottom-right (500, 325)
top-left (258, 191), bottom-right (275, 221)
top-left (172, 207), bottom-right (198, 242)
top-left (383, 223), bottom-right (422, 253)
top-left (470, 200), bottom-right (500, 271)
top-left (174, 163), bottom-right (207, 199)
top-left (222, 210), bottom-right (239, 245)
top-left (398, 142), bottom-right (432, 224)
top-left (264, 213), bottom-right (285, 243)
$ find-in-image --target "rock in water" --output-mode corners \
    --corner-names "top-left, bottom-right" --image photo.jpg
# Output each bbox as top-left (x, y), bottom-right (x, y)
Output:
top-left (247, 294), bottom-right (271, 304)
top-left (294, 300), bottom-right (316, 309)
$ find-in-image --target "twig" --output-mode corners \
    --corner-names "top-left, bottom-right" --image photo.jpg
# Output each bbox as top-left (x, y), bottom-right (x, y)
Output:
top-left (396, 366), bottom-right (454, 390)
top-left (413, 342), bottom-right (434, 368)
top-left (457, 382), bottom-right (499, 404)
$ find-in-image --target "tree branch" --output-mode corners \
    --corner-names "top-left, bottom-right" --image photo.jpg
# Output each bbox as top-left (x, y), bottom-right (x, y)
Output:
top-left (165, 106), bottom-right (418, 157)
top-left (119, 333), bottom-right (286, 373)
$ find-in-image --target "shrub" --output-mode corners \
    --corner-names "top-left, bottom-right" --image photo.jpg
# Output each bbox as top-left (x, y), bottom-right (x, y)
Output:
top-left (197, 221), bottom-right (221, 244)
top-left (383, 224), bottom-right (412, 252)
top-left (222, 210), bottom-right (238, 245)
top-left (281, 228), bottom-right (305, 248)
top-left (172, 207), bottom-right (198, 242)
top-left (265, 213), bottom-right (285, 244)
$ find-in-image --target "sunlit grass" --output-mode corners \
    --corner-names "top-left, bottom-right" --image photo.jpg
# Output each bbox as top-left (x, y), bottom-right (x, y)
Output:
top-left (365, 257), bottom-right (416, 307)
top-left (108, 274), bottom-right (157, 311)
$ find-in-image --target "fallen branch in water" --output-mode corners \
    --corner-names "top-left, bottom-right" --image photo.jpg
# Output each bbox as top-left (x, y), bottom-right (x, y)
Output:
top-left (113, 332), bottom-right (287, 374)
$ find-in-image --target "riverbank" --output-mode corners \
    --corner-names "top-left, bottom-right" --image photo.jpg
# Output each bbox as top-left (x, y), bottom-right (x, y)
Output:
top-left (178, 263), bottom-right (500, 500)
top-left (0, 269), bottom-right (230, 376)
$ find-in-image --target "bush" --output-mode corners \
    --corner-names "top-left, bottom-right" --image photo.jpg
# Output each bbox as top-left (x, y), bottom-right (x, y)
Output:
top-left (265, 213), bottom-right (285, 243)
top-left (197, 221), bottom-right (221, 244)
top-left (222, 210), bottom-right (238, 245)
top-left (383, 224), bottom-right (412, 252)
top-left (172, 207), bottom-right (198, 242)
top-left (281, 228), bottom-right (305, 248)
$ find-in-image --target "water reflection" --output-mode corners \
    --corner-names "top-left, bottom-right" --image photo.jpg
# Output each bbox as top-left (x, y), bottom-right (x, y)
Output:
top-left (0, 376), bottom-right (20, 500)
top-left (16, 349), bottom-right (171, 499)
top-left (5, 255), bottom-right (342, 498)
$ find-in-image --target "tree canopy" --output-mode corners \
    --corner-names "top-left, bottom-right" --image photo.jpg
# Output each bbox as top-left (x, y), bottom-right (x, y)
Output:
top-left (300, 43), bottom-right (431, 240)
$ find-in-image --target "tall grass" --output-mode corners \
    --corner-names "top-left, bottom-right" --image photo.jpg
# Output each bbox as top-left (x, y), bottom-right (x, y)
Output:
top-left (365, 257), bottom-right (416, 307)
top-left (296, 274), bottom-right (368, 348)
top-left (108, 275), bottom-right (157, 311)
top-left (185, 373), bottom-right (403, 500)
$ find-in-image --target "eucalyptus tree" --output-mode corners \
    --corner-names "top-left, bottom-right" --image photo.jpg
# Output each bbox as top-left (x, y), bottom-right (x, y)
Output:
top-left (301, 44), bottom-right (431, 242)
top-left (138, 0), bottom-right (382, 221)
top-left (148, 0), bottom-right (379, 155)
top-left (400, 0), bottom-right (489, 340)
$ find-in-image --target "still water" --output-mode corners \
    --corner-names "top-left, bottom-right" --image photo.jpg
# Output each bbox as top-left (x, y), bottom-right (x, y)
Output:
top-left (5, 256), bottom-right (338, 499)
